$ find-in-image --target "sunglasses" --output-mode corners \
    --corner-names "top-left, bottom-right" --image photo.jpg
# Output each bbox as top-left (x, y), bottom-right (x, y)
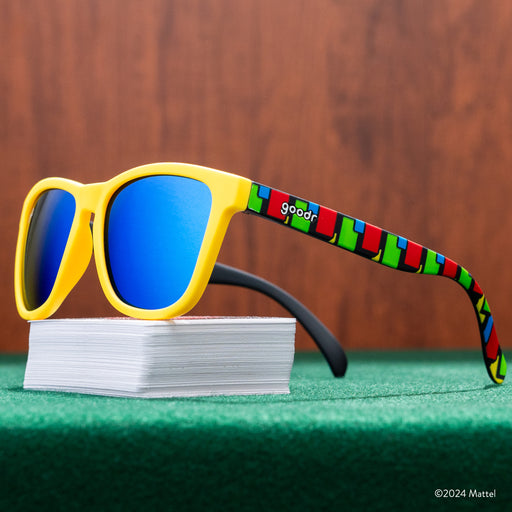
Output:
top-left (15, 162), bottom-right (505, 384)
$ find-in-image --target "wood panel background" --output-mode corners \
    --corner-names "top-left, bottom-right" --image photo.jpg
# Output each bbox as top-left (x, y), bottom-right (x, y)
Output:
top-left (1, 0), bottom-right (512, 353)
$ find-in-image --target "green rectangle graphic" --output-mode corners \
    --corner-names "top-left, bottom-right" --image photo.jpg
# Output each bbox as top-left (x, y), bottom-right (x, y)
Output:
top-left (338, 217), bottom-right (358, 252)
top-left (381, 234), bottom-right (401, 268)
top-left (291, 200), bottom-right (311, 233)
top-left (247, 184), bottom-right (263, 212)
top-left (424, 249), bottom-right (440, 275)
top-left (458, 268), bottom-right (472, 290)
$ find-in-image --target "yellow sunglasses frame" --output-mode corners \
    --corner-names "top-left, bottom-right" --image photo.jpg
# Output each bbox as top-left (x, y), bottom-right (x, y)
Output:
top-left (15, 161), bottom-right (506, 383)
top-left (15, 162), bottom-right (252, 321)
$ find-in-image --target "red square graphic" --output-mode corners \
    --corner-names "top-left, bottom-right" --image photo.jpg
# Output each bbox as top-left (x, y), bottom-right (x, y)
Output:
top-left (442, 257), bottom-right (458, 278)
top-left (316, 207), bottom-right (337, 237)
top-left (267, 190), bottom-right (289, 220)
top-left (404, 240), bottom-right (422, 269)
top-left (486, 325), bottom-right (499, 361)
top-left (362, 223), bottom-right (382, 254)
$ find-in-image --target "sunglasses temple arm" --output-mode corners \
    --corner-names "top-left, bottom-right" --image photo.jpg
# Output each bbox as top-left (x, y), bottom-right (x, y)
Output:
top-left (245, 181), bottom-right (506, 385)
top-left (209, 262), bottom-right (348, 377)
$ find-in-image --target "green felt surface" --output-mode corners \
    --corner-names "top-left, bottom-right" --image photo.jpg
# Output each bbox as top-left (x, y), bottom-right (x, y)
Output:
top-left (1, 351), bottom-right (511, 511)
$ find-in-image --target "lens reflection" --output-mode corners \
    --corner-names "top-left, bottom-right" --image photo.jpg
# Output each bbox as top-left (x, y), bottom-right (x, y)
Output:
top-left (24, 189), bottom-right (76, 310)
top-left (105, 175), bottom-right (212, 310)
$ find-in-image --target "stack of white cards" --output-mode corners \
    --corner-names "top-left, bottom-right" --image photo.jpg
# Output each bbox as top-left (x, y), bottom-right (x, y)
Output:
top-left (24, 317), bottom-right (296, 398)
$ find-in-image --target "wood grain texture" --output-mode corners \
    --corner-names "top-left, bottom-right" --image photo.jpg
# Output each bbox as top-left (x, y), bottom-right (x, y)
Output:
top-left (1, 0), bottom-right (511, 353)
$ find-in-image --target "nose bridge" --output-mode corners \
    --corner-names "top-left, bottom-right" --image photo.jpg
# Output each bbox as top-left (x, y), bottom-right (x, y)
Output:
top-left (76, 182), bottom-right (105, 213)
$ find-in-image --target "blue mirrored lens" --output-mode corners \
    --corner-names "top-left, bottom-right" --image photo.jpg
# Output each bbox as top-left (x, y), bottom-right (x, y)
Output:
top-left (105, 175), bottom-right (212, 310)
top-left (24, 189), bottom-right (76, 310)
